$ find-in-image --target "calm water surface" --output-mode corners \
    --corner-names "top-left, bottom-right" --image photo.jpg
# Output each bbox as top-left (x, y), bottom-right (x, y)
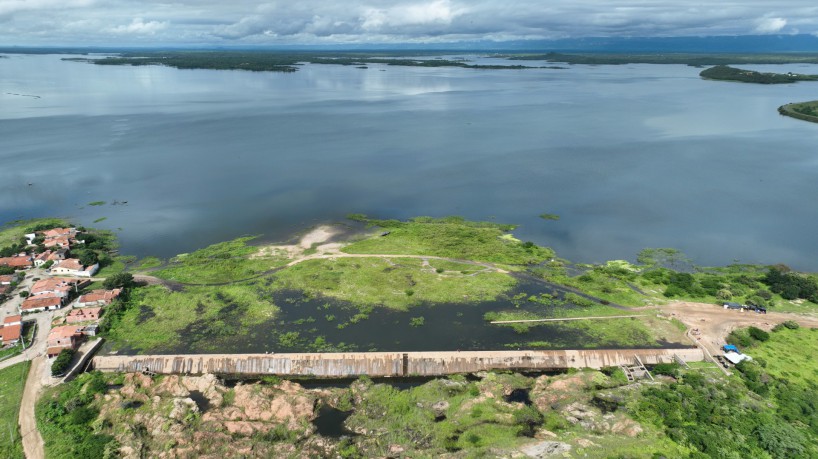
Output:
top-left (2, 55), bottom-right (818, 270)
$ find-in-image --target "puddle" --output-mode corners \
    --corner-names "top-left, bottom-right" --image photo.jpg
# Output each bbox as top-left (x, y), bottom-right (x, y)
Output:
top-left (504, 388), bottom-right (532, 405)
top-left (313, 405), bottom-right (355, 438)
top-left (188, 390), bottom-right (210, 412)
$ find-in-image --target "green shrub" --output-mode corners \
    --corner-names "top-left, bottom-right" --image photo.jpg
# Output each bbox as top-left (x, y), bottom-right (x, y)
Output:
top-left (748, 326), bottom-right (770, 342)
top-left (51, 349), bottom-right (76, 376)
top-left (652, 362), bottom-right (681, 377)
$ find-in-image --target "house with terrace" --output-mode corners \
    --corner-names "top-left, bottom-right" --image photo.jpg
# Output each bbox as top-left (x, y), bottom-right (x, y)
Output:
top-left (75, 289), bottom-right (122, 307)
top-left (49, 258), bottom-right (99, 278)
top-left (46, 325), bottom-right (83, 357)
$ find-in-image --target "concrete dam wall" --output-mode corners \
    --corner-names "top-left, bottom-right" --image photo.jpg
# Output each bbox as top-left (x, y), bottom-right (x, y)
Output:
top-left (92, 348), bottom-right (705, 377)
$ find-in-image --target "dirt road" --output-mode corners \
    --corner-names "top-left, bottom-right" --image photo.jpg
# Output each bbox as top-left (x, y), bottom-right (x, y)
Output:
top-left (661, 301), bottom-right (818, 358)
top-left (19, 356), bottom-right (46, 459)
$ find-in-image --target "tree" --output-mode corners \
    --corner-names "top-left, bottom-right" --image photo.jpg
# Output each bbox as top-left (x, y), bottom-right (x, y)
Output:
top-left (103, 272), bottom-right (134, 290)
top-left (51, 349), bottom-right (76, 376)
top-left (77, 250), bottom-right (99, 267)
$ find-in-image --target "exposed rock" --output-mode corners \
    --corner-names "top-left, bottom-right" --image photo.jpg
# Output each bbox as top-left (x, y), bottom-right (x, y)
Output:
top-left (530, 373), bottom-right (588, 411)
top-left (576, 438), bottom-right (598, 448)
top-left (169, 397), bottom-right (198, 422)
top-left (520, 440), bottom-right (572, 458)
top-left (611, 419), bottom-right (644, 437)
top-left (534, 429), bottom-right (558, 439)
top-left (431, 400), bottom-right (450, 415)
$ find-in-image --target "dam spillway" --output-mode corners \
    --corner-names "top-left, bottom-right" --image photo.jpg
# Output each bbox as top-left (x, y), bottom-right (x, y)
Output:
top-left (91, 348), bottom-right (705, 377)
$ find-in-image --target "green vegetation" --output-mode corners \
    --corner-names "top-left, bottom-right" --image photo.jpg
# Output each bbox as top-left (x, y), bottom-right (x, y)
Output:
top-left (763, 265), bottom-right (818, 303)
top-left (779, 100), bottom-right (818, 124)
top-left (0, 217), bottom-right (68, 253)
top-left (700, 65), bottom-right (818, 84)
top-left (37, 372), bottom-right (117, 458)
top-left (92, 217), bottom-right (107, 223)
top-left (634, 326), bottom-right (818, 458)
top-left (0, 361), bottom-right (30, 459)
top-left (154, 237), bottom-right (288, 284)
top-left (104, 284), bottom-right (279, 352)
top-left (88, 201), bottom-right (106, 206)
top-left (737, 325), bottom-right (818, 387)
top-left (272, 257), bottom-right (516, 310)
top-left (66, 51), bottom-right (532, 73)
top-left (535, 260), bottom-right (652, 306)
top-left (343, 215), bottom-right (553, 265)
top-left (133, 256), bottom-right (163, 270)
top-left (37, 324), bottom-right (818, 458)
top-left (504, 317), bottom-right (661, 349)
top-left (51, 348), bottom-right (76, 377)
top-left (539, 213), bottom-right (560, 221)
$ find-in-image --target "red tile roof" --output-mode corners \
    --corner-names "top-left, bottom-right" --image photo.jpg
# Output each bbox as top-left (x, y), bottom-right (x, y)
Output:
top-left (31, 278), bottom-right (76, 296)
top-left (21, 294), bottom-right (62, 311)
top-left (42, 228), bottom-right (75, 239)
top-left (3, 315), bottom-right (22, 324)
top-left (0, 256), bottom-right (32, 268)
top-left (1, 324), bottom-right (21, 343)
top-left (77, 289), bottom-right (122, 304)
top-left (0, 274), bottom-right (16, 284)
top-left (55, 259), bottom-right (85, 271)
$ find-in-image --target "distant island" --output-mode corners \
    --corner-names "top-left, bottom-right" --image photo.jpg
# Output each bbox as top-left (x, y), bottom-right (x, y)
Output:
top-left (508, 52), bottom-right (818, 65)
top-left (64, 51), bottom-right (540, 73)
top-left (779, 101), bottom-right (818, 124)
top-left (700, 65), bottom-right (818, 84)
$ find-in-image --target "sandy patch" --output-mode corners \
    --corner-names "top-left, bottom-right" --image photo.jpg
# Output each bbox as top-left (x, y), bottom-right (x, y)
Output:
top-left (254, 225), bottom-right (344, 260)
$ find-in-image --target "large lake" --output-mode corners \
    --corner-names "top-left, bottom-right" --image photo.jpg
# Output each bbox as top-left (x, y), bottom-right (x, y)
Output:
top-left (2, 54), bottom-right (817, 270)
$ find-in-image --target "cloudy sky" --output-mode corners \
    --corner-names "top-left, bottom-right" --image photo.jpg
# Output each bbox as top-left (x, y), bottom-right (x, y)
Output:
top-left (1, 0), bottom-right (817, 46)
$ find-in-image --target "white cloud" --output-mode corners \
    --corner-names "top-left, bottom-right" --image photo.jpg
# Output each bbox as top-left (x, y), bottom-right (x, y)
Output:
top-left (1, 1), bottom-right (818, 45)
top-left (0, 0), bottom-right (94, 20)
top-left (108, 18), bottom-right (168, 35)
top-left (755, 17), bottom-right (787, 34)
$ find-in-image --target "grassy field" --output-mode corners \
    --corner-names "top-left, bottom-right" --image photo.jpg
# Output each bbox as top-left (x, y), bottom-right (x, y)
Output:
top-left (132, 256), bottom-right (163, 270)
top-left (105, 283), bottom-right (279, 352)
top-left (498, 313), bottom-right (686, 349)
top-left (154, 237), bottom-right (289, 284)
top-left (0, 361), bottom-right (30, 459)
top-left (272, 257), bottom-right (517, 310)
top-left (0, 218), bottom-right (68, 248)
top-left (342, 216), bottom-right (554, 265)
top-left (743, 326), bottom-right (818, 386)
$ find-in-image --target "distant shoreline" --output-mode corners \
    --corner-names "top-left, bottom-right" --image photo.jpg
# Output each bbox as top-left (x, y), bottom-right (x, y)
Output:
top-left (778, 101), bottom-right (818, 124)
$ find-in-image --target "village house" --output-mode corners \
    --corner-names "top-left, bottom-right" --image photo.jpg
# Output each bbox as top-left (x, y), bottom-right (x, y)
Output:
top-left (33, 249), bottom-right (67, 268)
top-left (46, 325), bottom-right (84, 357)
top-left (0, 274), bottom-right (19, 297)
top-left (0, 254), bottom-right (33, 269)
top-left (49, 258), bottom-right (99, 278)
top-left (75, 289), bottom-right (122, 307)
top-left (0, 274), bottom-right (19, 285)
top-left (31, 278), bottom-right (79, 299)
top-left (66, 307), bottom-right (102, 324)
top-left (1, 315), bottom-right (23, 346)
top-left (20, 294), bottom-right (63, 313)
top-left (42, 227), bottom-right (77, 240)
top-left (44, 236), bottom-right (71, 249)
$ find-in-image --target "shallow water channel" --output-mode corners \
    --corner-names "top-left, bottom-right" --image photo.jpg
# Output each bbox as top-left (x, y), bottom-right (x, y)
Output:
top-left (154, 278), bottom-right (680, 354)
